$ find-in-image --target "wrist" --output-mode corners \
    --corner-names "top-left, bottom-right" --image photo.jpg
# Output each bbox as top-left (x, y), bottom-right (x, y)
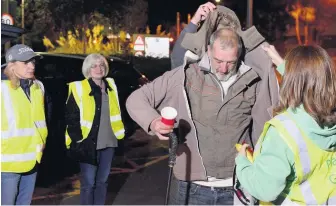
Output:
top-left (275, 57), bottom-right (284, 67)
top-left (190, 17), bottom-right (200, 25)
top-left (150, 118), bottom-right (159, 133)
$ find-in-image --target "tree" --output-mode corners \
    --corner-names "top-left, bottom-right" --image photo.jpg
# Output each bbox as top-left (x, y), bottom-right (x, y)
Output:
top-left (15, 0), bottom-right (54, 49)
top-left (254, 0), bottom-right (291, 42)
top-left (286, 0), bottom-right (336, 45)
top-left (49, 0), bottom-right (84, 32)
top-left (121, 0), bottom-right (148, 33)
top-left (217, 0), bottom-right (290, 42)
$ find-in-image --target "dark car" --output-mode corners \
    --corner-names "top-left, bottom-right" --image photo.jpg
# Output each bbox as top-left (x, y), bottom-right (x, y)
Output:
top-left (1, 52), bottom-right (149, 186)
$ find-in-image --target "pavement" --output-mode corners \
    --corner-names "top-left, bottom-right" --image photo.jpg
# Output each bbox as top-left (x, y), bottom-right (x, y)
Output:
top-left (31, 129), bottom-right (171, 205)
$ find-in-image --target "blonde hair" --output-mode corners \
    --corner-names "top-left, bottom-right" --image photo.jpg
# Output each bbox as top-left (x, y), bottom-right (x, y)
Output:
top-left (3, 62), bottom-right (35, 89)
top-left (274, 45), bottom-right (336, 126)
top-left (82, 53), bottom-right (109, 79)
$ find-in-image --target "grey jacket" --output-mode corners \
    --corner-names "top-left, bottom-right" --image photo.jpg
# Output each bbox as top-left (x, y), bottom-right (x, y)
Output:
top-left (171, 6), bottom-right (280, 143)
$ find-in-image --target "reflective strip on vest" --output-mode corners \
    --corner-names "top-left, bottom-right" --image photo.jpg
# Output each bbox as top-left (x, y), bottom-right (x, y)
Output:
top-left (36, 144), bottom-right (45, 152)
top-left (323, 196), bottom-right (336, 205)
top-left (34, 120), bottom-right (47, 129)
top-left (110, 114), bottom-right (122, 122)
top-left (274, 114), bottom-right (318, 205)
top-left (81, 120), bottom-right (92, 129)
top-left (2, 128), bottom-right (35, 139)
top-left (34, 80), bottom-right (45, 95)
top-left (1, 152), bottom-right (36, 162)
top-left (2, 83), bottom-right (16, 139)
top-left (114, 128), bottom-right (125, 137)
top-left (74, 81), bottom-right (83, 119)
top-left (107, 79), bottom-right (120, 108)
top-left (276, 114), bottom-right (311, 177)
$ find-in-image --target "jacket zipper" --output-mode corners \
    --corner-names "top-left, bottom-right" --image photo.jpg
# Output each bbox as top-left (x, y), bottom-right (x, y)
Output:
top-left (182, 82), bottom-right (208, 179)
top-left (209, 73), bottom-right (224, 102)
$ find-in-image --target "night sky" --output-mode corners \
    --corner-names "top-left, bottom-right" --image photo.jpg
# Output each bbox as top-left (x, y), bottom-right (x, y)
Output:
top-left (147, 0), bottom-right (206, 25)
top-left (147, 0), bottom-right (249, 29)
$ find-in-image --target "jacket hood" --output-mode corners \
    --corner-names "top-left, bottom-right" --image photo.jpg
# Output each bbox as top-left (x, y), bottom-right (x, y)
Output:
top-left (181, 6), bottom-right (265, 58)
top-left (288, 105), bottom-right (336, 151)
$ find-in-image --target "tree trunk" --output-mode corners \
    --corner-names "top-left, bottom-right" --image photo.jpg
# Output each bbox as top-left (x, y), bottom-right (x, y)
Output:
top-left (304, 23), bottom-right (309, 45)
top-left (295, 16), bottom-right (302, 45)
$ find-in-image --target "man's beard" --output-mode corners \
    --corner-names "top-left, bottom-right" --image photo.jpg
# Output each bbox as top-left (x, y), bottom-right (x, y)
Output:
top-left (212, 63), bottom-right (239, 82)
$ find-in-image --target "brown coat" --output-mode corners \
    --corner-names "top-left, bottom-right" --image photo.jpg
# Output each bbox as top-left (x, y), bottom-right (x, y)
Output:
top-left (126, 58), bottom-right (276, 181)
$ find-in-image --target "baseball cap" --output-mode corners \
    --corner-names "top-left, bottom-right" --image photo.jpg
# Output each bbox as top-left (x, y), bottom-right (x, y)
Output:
top-left (5, 44), bottom-right (41, 63)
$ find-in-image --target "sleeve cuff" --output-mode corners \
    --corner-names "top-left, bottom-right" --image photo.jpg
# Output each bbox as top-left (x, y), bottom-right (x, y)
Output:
top-left (277, 61), bottom-right (285, 76)
top-left (184, 23), bottom-right (198, 33)
top-left (235, 154), bottom-right (252, 170)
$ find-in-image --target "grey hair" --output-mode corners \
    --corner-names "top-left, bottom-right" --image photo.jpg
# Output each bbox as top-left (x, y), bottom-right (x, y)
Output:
top-left (82, 53), bottom-right (109, 79)
top-left (209, 28), bottom-right (243, 57)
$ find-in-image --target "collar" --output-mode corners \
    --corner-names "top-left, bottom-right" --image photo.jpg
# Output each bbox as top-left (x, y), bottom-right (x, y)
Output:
top-left (197, 53), bottom-right (251, 76)
top-left (198, 53), bottom-right (211, 72)
top-left (19, 79), bottom-right (33, 88)
top-left (88, 78), bottom-right (112, 96)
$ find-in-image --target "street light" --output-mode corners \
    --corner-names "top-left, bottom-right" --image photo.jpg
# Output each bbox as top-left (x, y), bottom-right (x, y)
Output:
top-left (246, 0), bottom-right (253, 28)
top-left (21, 0), bottom-right (24, 44)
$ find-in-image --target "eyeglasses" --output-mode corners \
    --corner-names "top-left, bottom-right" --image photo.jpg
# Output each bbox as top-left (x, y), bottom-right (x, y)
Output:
top-left (91, 63), bottom-right (105, 69)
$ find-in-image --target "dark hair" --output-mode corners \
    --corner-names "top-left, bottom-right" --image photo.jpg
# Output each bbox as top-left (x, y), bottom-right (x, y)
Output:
top-left (274, 45), bottom-right (336, 126)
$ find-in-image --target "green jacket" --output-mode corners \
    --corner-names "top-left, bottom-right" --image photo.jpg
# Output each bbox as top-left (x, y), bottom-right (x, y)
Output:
top-left (235, 63), bottom-right (336, 202)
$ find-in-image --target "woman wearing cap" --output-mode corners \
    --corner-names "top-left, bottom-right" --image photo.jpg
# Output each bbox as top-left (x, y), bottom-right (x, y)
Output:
top-left (235, 45), bottom-right (336, 204)
top-left (65, 53), bottom-right (125, 205)
top-left (1, 44), bottom-right (48, 205)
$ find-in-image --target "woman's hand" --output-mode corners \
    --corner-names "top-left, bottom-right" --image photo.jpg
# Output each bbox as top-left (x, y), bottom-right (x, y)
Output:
top-left (239, 144), bottom-right (250, 157)
top-left (261, 45), bottom-right (284, 67)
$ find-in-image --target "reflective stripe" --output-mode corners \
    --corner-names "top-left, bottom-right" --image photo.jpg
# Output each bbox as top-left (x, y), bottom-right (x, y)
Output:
top-left (254, 141), bottom-right (262, 154)
top-left (2, 82), bottom-right (16, 134)
top-left (34, 80), bottom-right (45, 95)
top-left (106, 78), bottom-right (121, 110)
top-left (275, 114), bottom-right (311, 177)
top-left (114, 128), bottom-right (125, 137)
top-left (300, 181), bottom-right (318, 204)
top-left (34, 120), bottom-right (47, 128)
top-left (36, 144), bottom-right (44, 152)
top-left (1, 152), bottom-right (36, 162)
top-left (281, 197), bottom-right (300, 205)
top-left (110, 114), bottom-right (121, 122)
top-left (322, 196), bottom-right (336, 205)
top-left (80, 120), bottom-right (92, 129)
top-left (74, 81), bottom-right (83, 120)
top-left (275, 114), bottom-right (318, 204)
top-left (1, 128), bottom-right (35, 139)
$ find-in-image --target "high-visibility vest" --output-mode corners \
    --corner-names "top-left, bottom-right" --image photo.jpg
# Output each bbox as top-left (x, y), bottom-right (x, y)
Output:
top-left (65, 78), bottom-right (125, 149)
top-left (1, 80), bottom-right (48, 173)
top-left (254, 112), bottom-right (336, 205)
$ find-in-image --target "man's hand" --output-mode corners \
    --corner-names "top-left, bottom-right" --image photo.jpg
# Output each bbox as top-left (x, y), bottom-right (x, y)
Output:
top-left (191, 2), bottom-right (216, 25)
top-left (261, 45), bottom-right (284, 67)
top-left (150, 117), bottom-right (174, 140)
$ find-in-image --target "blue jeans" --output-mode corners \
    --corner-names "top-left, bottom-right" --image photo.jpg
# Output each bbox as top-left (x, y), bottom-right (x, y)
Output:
top-left (1, 171), bottom-right (37, 205)
top-left (79, 147), bottom-right (115, 205)
top-left (169, 177), bottom-right (234, 205)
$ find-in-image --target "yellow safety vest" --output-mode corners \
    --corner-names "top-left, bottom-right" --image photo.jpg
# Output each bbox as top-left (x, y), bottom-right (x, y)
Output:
top-left (65, 78), bottom-right (125, 149)
top-left (1, 80), bottom-right (48, 173)
top-left (254, 112), bottom-right (336, 205)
